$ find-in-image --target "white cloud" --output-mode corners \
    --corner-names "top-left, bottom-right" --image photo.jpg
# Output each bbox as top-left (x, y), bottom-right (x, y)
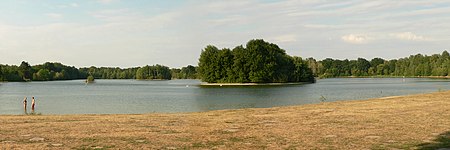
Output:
top-left (391, 32), bottom-right (427, 41)
top-left (98, 0), bottom-right (117, 4)
top-left (56, 3), bottom-right (79, 8)
top-left (70, 3), bottom-right (79, 7)
top-left (341, 34), bottom-right (370, 44)
top-left (271, 34), bottom-right (297, 43)
top-left (46, 13), bottom-right (63, 19)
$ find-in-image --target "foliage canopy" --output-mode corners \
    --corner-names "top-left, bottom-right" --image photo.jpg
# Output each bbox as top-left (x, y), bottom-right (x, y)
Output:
top-left (198, 39), bottom-right (315, 83)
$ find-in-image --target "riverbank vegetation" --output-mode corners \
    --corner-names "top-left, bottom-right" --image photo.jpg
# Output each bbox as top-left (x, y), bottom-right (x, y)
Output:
top-left (135, 65), bottom-right (172, 80)
top-left (0, 62), bottom-right (197, 82)
top-left (198, 39), bottom-right (315, 83)
top-left (307, 51), bottom-right (450, 78)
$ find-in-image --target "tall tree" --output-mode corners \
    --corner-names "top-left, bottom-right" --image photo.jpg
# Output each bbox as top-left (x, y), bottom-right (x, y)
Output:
top-left (18, 61), bottom-right (32, 81)
top-left (198, 45), bottom-right (221, 83)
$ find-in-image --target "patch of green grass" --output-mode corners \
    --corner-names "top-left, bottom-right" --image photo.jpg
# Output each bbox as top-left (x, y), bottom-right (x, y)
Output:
top-left (75, 145), bottom-right (115, 150)
top-left (191, 140), bottom-right (226, 148)
top-left (53, 119), bottom-right (82, 122)
top-left (118, 137), bottom-right (149, 144)
top-left (149, 129), bottom-right (161, 133)
top-left (284, 145), bottom-right (298, 150)
top-left (176, 137), bottom-right (191, 142)
top-left (229, 137), bottom-right (244, 142)
top-left (211, 130), bottom-right (234, 135)
top-left (318, 138), bottom-right (333, 145)
top-left (0, 129), bottom-right (12, 133)
top-left (370, 144), bottom-right (387, 150)
top-left (162, 130), bottom-right (182, 134)
top-left (417, 131), bottom-right (450, 150)
top-left (206, 140), bottom-right (225, 147)
top-left (191, 142), bottom-right (205, 148)
top-left (82, 137), bottom-right (99, 143)
top-left (138, 125), bottom-right (158, 128)
top-left (388, 143), bottom-right (417, 149)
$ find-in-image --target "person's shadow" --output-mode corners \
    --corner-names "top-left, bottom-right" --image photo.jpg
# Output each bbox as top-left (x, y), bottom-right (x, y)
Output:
top-left (417, 131), bottom-right (450, 150)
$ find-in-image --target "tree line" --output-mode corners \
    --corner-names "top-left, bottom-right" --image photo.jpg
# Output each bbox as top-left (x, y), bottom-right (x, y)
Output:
top-left (2, 40), bottom-right (449, 82)
top-left (0, 62), bottom-right (198, 82)
top-left (198, 39), bottom-right (315, 83)
top-left (306, 51), bottom-right (450, 78)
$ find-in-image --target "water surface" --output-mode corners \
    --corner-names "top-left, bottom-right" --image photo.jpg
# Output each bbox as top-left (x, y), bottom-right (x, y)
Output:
top-left (0, 78), bottom-right (448, 114)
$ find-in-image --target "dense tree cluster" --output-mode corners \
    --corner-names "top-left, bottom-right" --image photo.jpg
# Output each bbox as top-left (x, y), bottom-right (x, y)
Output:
top-left (198, 39), bottom-right (315, 83)
top-left (78, 67), bottom-right (138, 79)
top-left (307, 51), bottom-right (450, 78)
top-left (0, 62), bottom-right (188, 82)
top-left (171, 65), bottom-right (198, 79)
top-left (0, 62), bottom-right (84, 82)
top-left (136, 64), bottom-right (172, 80)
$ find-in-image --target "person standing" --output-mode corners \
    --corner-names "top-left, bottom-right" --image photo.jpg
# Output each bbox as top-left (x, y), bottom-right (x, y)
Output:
top-left (31, 97), bottom-right (36, 111)
top-left (23, 97), bottom-right (27, 112)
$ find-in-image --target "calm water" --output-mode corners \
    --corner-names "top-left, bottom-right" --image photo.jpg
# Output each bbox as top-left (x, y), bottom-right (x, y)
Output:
top-left (0, 78), bottom-right (449, 114)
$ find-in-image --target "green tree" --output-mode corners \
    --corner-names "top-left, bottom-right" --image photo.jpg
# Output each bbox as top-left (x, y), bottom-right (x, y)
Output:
top-left (136, 65), bottom-right (172, 80)
top-left (0, 65), bottom-right (3, 81)
top-left (232, 45), bottom-right (250, 83)
top-left (18, 61), bottom-right (32, 81)
top-left (180, 65), bottom-right (198, 79)
top-left (86, 75), bottom-right (95, 83)
top-left (198, 45), bottom-right (221, 83)
top-left (34, 69), bottom-right (51, 81)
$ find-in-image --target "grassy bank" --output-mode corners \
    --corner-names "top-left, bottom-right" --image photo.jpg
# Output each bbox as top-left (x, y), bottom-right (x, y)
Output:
top-left (1, 91), bottom-right (449, 149)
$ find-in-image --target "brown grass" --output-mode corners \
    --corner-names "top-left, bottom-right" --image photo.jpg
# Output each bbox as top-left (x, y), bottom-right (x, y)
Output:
top-left (1, 91), bottom-right (449, 149)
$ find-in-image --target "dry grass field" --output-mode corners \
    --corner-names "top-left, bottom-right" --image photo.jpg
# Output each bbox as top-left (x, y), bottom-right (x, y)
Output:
top-left (1, 91), bottom-right (449, 149)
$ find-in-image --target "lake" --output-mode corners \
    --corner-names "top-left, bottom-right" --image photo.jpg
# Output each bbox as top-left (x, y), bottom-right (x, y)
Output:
top-left (0, 78), bottom-right (449, 115)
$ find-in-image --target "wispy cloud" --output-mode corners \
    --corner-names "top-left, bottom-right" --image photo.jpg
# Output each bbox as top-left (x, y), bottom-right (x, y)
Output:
top-left (70, 3), bottom-right (79, 7)
top-left (341, 34), bottom-right (370, 44)
top-left (56, 3), bottom-right (79, 8)
top-left (97, 0), bottom-right (118, 4)
top-left (46, 13), bottom-right (63, 19)
top-left (270, 34), bottom-right (297, 43)
top-left (391, 32), bottom-right (427, 41)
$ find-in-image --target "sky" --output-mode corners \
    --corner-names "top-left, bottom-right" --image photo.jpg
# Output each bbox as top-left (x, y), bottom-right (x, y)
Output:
top-left (0, 0), bottom-right (449, 68)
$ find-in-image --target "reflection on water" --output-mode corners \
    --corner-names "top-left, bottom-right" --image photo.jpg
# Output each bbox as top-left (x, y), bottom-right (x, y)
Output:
top-left (0, 78), bottom-right (449, 114)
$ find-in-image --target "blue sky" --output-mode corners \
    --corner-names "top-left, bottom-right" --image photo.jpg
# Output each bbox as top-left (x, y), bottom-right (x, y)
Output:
top-left (1, 0), bottom-right (449, 68)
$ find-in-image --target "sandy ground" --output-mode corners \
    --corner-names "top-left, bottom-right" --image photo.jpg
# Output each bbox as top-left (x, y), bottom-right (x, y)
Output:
top-left (1, 91), bottom-right (449, 150)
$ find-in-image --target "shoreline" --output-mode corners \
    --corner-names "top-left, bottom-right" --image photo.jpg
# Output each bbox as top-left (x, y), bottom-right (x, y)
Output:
top-left (2, 76), bottom-right (448, 83)
top-left (200, 82), bottom-right (310, 86)
top-left (1, 91), bottom-right (449, 149)
top-left (321, 75), bottom-right (450, 79)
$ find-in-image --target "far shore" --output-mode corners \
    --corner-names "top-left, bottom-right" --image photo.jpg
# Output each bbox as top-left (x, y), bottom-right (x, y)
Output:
top-left (1, 90), bottom-right (449, 149)
top-left (200, 82), bottom-right (311, 86)
top-left (324, 75), bottom-right (450, 79)
top-left (2, 76), bottom-right (449, 83)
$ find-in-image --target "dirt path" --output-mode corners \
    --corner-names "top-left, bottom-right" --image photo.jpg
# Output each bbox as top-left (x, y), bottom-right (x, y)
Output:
top-left (1, 91), bottom-right (449, 149)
